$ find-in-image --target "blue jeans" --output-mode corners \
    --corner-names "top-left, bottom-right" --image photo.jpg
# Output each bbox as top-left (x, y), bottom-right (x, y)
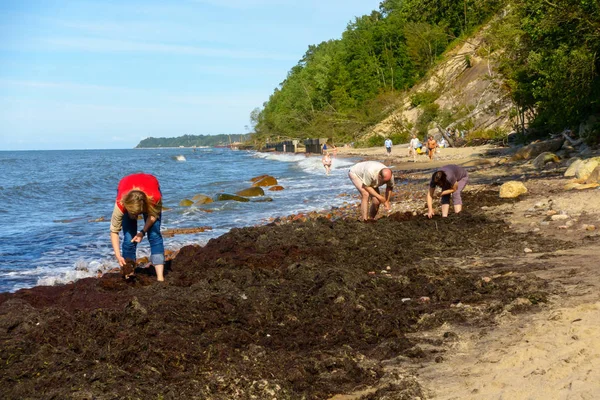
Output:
top-left (121, 212), bottom-right (165, 265)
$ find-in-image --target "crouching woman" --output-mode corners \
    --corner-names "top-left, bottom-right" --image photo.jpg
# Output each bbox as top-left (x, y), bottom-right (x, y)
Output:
top-left (427, 164), bottom-right (468, 218)
top-left (110, 173), bottom-right (165, 281)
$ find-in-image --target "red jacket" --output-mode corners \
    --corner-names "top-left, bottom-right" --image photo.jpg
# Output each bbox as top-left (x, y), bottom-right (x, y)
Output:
top-left (116, 173), bottom-right (161, 213)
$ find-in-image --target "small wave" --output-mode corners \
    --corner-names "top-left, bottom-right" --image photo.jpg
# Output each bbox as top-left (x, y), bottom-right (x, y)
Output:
top-left (172, 155), bottom-right (187, 161)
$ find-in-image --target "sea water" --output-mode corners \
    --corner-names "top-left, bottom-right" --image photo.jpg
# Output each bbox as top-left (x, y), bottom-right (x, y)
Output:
top-left (0, 148), bottom-right (359, 293)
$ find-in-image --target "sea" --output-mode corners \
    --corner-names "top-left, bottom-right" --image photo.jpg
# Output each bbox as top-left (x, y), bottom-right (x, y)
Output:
top-left (0, 148), bottom-right (360, 293)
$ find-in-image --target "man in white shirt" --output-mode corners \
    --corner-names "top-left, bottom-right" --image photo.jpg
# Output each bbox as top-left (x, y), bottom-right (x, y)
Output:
top-left (348, 161), bottom-right (394, 221)
top-left (408, 134), bottom-right (420, 162)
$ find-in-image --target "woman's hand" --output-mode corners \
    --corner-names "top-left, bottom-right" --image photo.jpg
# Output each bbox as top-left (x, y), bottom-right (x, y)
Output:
top-left (131, 232), bottom-right (144, 243)
top-left (427, 209), bottom-right (435, 219)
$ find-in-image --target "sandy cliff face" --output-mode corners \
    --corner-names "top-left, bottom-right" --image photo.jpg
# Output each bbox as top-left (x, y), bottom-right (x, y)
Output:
top-left (370, 25), bottom-right (513, 139)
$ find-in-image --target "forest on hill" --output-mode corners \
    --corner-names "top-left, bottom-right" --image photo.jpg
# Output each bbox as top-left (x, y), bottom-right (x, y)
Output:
top-left (135, 134), bottom-right (250, 148)
top-left (250, 0), bottom-right (600, 148)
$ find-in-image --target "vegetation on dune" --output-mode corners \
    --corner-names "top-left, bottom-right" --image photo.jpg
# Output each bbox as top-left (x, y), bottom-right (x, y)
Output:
top-left (250, 0), bottom-right (600, 147)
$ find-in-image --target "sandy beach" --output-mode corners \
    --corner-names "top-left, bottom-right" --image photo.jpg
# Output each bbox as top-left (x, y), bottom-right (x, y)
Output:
top-left (1, 143), bottom-right (599, 399)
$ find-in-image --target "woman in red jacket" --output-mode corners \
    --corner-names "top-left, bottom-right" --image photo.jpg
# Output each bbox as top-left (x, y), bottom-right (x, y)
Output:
top-left (109, 173), bottom-right (164, 281)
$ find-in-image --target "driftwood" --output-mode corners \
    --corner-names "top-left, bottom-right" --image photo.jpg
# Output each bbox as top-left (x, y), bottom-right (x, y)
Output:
top-left (512, 137), bottom-right (565, 161)
top-left (561, 130), bottom-right (584, 146)
top-left (437, 125), bottom-right (457, 147)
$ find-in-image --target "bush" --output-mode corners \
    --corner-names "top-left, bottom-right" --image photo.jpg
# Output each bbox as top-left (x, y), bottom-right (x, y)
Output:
top-left (367, 135), bottom-right (385, 147)
top-left (410, 91), bottom-right (439, 108)
top-left (415, 103), bottom-right (440, 135)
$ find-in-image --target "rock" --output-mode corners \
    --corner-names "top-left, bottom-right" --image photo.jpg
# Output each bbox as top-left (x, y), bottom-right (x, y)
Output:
top-left (236, 187), bottom-right (265, 197)
top-left (499, 181), bottom-right (528, 198)
top-left (550, 214), bottom-right (569, 221)
top-left (250, 174), bottom-right (270, 183)
top-left (179, 199), bottom-right (194, 207)
top-left (575, 159), bottom-right (599, 180)
top-left (215, 193), bottom-right (250, 202)
top-left (524, 248), bottom-right (533, 253)
top-left (584, 165), bottom-right (600, 184)
top-left (565, 157), bottom-right (583, 177)
top-left (512, 137), bottom-right (564, 161)
top-left (252, 175), bottom-right (278, 187)
top-left (192, 194), bottom-right (213, 204)
top-left (268, 185), bottom-right (285, 191)
top-left (532, 152), bottom-right (560, 169)
top-left (251, 197), bottom-right (273, 202)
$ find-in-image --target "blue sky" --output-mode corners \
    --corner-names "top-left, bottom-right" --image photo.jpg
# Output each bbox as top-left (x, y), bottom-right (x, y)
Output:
top-left (0, 0), bottom-right (381, 150)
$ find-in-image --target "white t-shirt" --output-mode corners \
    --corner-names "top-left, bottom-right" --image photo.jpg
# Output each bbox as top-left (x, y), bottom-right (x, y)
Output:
top-left (384, 139), bottom-right (393, 148)
top-left (349, 161), bottom-right (394, 188)
top-left (409, 138), bottom-right (420, 149)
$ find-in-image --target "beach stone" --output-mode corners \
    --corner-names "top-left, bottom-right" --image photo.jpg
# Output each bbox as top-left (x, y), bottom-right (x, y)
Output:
top-left (252, 175), bottom-right (278, 187)
top-left (551, 214), bottom-right (569, 221)
top-left (575, 159), bottom-right (599, 180)
top-left (564, 158), bottom-right (582, 176)
top-left (250, 174), bottom-right (269, 183)
top-left (215, 193), bottom-right (250, 202)
top-left (584, 165), bottom-right (600, 184)
top-left (532, 152), bottom-right (560, 169)
top-left (499, 181), bottom-right (528, 198)
top-left (179, 199), bottom-right (194, 207)
top-left (269, 185), bottom-right (285, 191)
top-left (192, 194), bottom-right (213, 204)
top-left (236, 187), bottom-right (265, 197)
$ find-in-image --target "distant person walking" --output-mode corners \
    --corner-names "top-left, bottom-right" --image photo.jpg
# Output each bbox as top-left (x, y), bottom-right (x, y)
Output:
top-left (427, 164), bottom-right (468, 218)
top-left (110, 173), bottom-right (165, 281)
top-left (348, 161), bottom-right (394, 221)
top-left (384, 138), bottom-right (393, 156)
top-left (322, 151), bottom-right (332, 175)
top-left (408, 134), bottom-right (420, 162)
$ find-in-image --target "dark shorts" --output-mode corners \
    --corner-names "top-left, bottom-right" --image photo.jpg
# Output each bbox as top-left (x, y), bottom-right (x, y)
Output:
top-left (386, 147), bottom-right (391, 153)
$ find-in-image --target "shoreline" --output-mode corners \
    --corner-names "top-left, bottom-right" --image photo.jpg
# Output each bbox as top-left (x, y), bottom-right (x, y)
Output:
top-left (2, 143), bottom-right (600, 398)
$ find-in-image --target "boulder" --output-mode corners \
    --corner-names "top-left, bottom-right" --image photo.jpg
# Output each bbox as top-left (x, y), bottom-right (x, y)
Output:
top-left (236, 187), bottom-right (265, 197)
top-left (250, 174), bottom-right (269, 183)
top-left (215, 193), bottom-right (250, 202)
top-left (499, 181), bottom-right (528, 198)
top-left (584, 165), bottom-right (600, 184)
top-left (192, 194), bottom-right (213, 204)
top-left (512, 137), bottom-right (564, 161)
top-left (179, 199), bottom-right (194, 207)
top-left (575, 159), bottom-right (599, 180)
top-left (252, 176), bottom-right (278, 187)
top-left (252, 197), bottom-right (273, 202)
top-left (269, 185), bottom-right (285, 191)
top-left (532, 152), bottom-right (560, 169)
top-left (564, 157), bottom-right (582, 176)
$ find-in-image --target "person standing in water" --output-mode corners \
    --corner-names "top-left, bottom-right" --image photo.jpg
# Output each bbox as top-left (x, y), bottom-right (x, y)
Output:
top-left (348, 161), bottom-right (394, 221)
top-left (427, 164), bottom-right (468, 218)
top-left (110, 173), bottom-right (165, 281)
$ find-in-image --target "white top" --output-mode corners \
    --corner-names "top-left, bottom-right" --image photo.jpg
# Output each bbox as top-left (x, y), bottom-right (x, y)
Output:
top-left (349, 161), bottom-right (394, 188)
top-left (384, 139), bottom-right (393, 148)
top-left (409, 138), bottom-right (420, 149)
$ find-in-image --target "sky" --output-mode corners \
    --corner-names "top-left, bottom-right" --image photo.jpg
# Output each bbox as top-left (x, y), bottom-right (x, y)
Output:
top-left (0, 0), bottom-right (381, 150)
